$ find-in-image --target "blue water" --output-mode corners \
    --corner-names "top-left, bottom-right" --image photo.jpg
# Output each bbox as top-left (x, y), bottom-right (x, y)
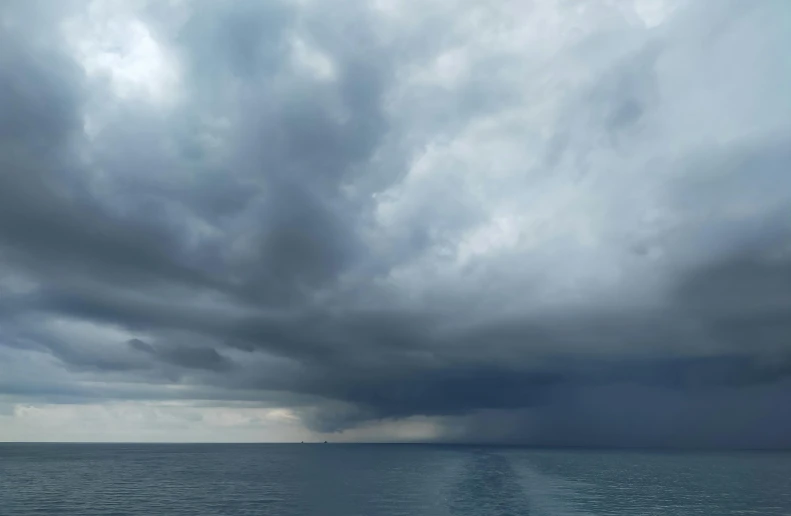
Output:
top-left (1, 444), bottom-right (790, 515)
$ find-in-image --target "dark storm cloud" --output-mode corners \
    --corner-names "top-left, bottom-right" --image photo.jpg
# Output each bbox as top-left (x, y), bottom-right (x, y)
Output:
top-left (435, 241), bottom-right (791, 447)
top-left (0, 22), bottom-right (222, 295)
top-left (128, 338), bottom-right (233, 372)
top-left (1, 0), bottom-right (790, 446)
top-left (443, 381), bottom-right (791, 450)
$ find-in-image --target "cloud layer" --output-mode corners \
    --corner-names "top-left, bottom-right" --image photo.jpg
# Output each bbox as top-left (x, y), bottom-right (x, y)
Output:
top-left (1, 0), bottom-right (790, 447)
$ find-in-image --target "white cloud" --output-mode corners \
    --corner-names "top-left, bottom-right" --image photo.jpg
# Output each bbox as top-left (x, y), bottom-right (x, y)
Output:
top-left (64, 1), bottom-right (181, 106)
top-left (289, 34), bottom-right (337, 82)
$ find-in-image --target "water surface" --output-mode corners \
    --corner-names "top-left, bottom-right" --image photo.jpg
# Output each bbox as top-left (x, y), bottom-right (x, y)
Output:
top-left (1, 444), bottom-right (789, 515)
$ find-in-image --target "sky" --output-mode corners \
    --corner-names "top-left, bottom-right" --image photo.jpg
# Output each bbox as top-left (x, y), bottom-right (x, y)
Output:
top-left (0, 0), bottom-right (790, 447)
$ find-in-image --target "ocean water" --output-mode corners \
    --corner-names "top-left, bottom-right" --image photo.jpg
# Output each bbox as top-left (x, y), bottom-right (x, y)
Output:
top-left (1, 444), bottom-right (790, 515)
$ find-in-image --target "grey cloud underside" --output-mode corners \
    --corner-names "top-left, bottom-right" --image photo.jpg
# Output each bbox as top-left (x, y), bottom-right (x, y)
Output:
top-left (1, 0), bottom-right (791, 447)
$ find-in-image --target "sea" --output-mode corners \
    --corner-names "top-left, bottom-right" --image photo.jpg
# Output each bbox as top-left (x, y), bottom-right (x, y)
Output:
top-left (1, 444), bottom-right (789, 515)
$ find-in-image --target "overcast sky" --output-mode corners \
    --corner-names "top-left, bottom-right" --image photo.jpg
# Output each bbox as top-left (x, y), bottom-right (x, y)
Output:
top-left (1, 0), bottom-right (790, 446)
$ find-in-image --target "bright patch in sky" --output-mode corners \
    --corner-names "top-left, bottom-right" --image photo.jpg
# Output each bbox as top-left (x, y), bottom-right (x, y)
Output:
top-left (64, 2), bottom-right (180, 105)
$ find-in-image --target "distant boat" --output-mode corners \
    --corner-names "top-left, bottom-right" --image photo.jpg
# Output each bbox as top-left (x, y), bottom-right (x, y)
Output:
top-left (324, 441), bottom-right (327, 444)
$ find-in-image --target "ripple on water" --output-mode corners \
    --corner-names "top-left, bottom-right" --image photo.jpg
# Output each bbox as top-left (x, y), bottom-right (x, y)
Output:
top-left (1, 444), bottom-right (791, 516)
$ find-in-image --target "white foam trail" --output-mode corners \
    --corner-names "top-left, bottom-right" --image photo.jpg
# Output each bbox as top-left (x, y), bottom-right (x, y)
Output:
top-left (511, 455), bottom-right (596, 516)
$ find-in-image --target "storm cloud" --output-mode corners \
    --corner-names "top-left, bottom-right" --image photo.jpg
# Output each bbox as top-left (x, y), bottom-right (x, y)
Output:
top-left (1, 0), bottom-right (790, 447)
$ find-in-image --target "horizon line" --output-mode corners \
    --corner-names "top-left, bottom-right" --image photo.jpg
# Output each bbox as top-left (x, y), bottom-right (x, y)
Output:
top-left (2, 441), bottom-right (790, 452)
